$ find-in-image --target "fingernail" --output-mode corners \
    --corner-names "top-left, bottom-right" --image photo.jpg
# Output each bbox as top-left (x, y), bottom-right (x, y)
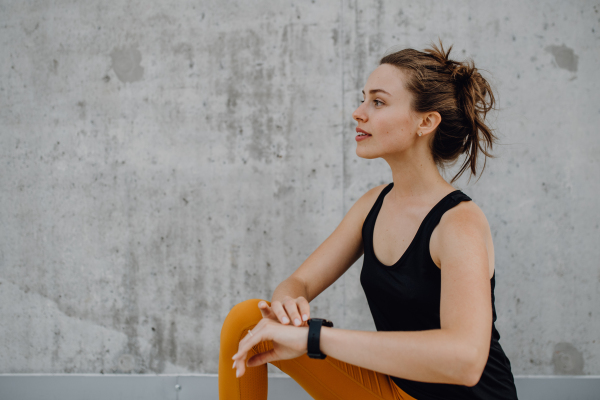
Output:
top-left (302, 314), bottom-right (308, 321)
top-left (236, 370), bottom-right (240, 378)
top-left (259, 301), bottom-right (266, 307)
top-left (232, 361), bottom-right (236, 369)
top-left (282, 317), bottom-right (290, 324)
top-left (294, 318), bottom-right (301, 326)
top-left (232, 354), bottom-right (237, 360)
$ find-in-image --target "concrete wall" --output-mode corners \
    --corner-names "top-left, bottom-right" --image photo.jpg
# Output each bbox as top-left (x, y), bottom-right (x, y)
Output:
top-left (1, 0), bottom-right (598, 377)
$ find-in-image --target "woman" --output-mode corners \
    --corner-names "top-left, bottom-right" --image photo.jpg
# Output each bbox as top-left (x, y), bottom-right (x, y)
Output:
top-left (219, 40), bottom-right (518, 400)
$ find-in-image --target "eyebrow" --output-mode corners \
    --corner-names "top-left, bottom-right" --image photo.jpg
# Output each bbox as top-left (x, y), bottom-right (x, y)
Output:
top-left (362, 89), bottom-right (392, 96)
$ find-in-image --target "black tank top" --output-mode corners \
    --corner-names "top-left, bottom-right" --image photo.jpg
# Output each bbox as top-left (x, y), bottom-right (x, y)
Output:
top-left (360, 183), bottom-right (518, 400)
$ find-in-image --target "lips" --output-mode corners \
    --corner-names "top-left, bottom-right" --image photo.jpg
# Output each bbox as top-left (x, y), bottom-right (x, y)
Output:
top-left (355, 127), bottom-right (372, 142)
top-left (356, 128), bottom-right (372, 136)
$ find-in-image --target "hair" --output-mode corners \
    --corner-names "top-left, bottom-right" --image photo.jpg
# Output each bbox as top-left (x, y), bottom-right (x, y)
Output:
top-left (379, 39), bottom-right (497, 183)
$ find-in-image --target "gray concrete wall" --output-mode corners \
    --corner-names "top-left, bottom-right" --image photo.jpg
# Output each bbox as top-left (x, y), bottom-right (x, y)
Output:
top-left (1, 0), bottom-right (598, 377)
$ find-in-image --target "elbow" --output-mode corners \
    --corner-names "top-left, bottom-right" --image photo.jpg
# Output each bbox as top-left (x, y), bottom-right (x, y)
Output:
top-left (462, 366), bottom-right (484, 387)
top-left (457, 346), bottom-right (487, 387)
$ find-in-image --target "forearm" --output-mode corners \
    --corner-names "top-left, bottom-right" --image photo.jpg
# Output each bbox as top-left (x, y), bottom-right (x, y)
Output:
top-left (319, 327), bottom-right (484, 387)
top-left (271, 276), bottom-right (309, 303)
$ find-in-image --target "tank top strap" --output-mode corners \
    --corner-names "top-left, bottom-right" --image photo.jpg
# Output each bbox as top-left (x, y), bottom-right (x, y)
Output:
top-left (418, 190), bottom-right (472, 242)
top-left (361, 183), bottom-right (394, 245)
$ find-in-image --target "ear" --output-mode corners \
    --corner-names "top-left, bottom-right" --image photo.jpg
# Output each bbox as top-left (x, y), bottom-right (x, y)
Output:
top-left (417, 111), bottom-right (442, 137)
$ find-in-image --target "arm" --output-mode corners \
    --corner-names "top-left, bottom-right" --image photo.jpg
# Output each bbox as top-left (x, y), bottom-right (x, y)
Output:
top-left (234, 201), bottom-right (493, 386)
top-left (319, 201), bottom-right (493, 386)
top-left (266, 185), bottom-right (388, 326)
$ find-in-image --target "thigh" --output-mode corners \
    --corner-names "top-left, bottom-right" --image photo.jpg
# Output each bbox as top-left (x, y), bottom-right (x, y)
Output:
top-left (274, 354), bottom-right (416, 400)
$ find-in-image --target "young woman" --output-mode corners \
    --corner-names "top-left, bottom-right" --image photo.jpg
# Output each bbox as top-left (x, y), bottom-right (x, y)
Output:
top-left (219, 41), bottom-right (518, 400)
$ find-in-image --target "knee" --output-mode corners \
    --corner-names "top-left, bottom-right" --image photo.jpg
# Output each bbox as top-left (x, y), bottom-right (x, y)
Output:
top-left (221, 299), bottom-right (269, 338)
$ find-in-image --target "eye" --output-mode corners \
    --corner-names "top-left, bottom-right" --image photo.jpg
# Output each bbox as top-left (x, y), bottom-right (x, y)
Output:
top-left (359, 98), bottom-right (384, 106)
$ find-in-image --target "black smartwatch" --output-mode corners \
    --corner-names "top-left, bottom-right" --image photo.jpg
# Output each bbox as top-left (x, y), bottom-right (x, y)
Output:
top-left (307, 318), bottom-right (334, 359)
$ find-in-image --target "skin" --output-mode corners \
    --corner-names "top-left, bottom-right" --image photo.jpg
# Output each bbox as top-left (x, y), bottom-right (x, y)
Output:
top-left (232, 63), bottom-right (495, 387)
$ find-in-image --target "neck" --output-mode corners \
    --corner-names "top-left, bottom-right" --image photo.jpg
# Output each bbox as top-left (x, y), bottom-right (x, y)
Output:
top-left (383, 149), bottom-right (453, 201)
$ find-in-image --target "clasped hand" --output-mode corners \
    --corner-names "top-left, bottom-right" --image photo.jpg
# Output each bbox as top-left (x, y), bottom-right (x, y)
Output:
top-left (232, 297), bottom-right (311, 378)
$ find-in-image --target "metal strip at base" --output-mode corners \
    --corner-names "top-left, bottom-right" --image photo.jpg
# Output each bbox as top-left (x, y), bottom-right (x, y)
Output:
top-left (1, 374), bottom-right (599, 400)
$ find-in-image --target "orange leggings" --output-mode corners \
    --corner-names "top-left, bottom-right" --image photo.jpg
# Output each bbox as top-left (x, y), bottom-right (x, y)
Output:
top-left (219, 299), bottom-right (417, 400)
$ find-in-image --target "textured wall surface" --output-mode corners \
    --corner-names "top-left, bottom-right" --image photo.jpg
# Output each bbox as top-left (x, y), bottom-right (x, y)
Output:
top-left (1, 0), bottom-right (599, 376)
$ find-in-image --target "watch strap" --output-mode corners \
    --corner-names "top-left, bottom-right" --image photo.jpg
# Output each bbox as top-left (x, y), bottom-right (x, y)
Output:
top-left (307, 319), bottom-right (333, 359)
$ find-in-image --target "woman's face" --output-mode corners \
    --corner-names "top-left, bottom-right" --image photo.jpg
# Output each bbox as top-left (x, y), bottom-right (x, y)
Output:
top-left (352, 64), bottom-right (421, 160)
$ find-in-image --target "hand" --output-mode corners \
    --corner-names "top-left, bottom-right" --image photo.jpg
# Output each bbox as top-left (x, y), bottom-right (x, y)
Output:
top-left (232, 318), bottom-right (308, 378)
top-left (262, 296), bottom-right (310, 327)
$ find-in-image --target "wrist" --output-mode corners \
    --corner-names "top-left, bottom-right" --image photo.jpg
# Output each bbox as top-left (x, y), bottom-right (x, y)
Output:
top-left (307, 318), bottom-right (334, 359)
top-left (318, 324), bottom-right (333, 358)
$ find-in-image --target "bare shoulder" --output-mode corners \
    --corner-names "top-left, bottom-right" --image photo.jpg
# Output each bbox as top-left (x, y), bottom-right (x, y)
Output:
top-left (430, 198), bottom-right (494, 274)
top-left (350, 183), bottom-right (389, 218)
top-left (439, 199), bottom-right (490, 233)
top-left (358, 183), bottom-right (389, 206)
top-left (338, 183), bottom-right (389, 231)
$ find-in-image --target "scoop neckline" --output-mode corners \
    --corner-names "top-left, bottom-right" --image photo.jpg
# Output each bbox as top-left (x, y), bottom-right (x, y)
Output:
top-left (371, 184), bottom-right (462, 269)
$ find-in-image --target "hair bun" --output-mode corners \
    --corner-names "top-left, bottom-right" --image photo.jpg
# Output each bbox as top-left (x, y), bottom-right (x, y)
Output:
top-left (450, 62), bottom-right (475, 87)
top-left (424, 42), bottom-right (476, 89)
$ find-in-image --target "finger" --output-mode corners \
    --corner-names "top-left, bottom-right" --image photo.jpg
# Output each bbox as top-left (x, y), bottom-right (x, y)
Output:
top-left (271, 301), bottom-right (291, 325)
top-left (296, 297), bottom-right (310, 323)
top-left (233, 325), bottom-right (268, 378)
top-left (247, 349), bottom-right (279, 368)
top-left (235, 355), bottom-right (246, 378)
top-left (233, 346), bottom-right (249, 378)
top-left (233, 324), bottom-right (265, 362)
top-left (283, 299), bottom-right (302, 327)
top-left (233, 348), bottom-right (247, 378)
top-left (258, 301), bottom-right (275, 319)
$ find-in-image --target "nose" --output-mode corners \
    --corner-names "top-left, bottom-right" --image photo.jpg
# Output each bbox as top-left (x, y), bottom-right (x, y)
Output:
top-left (352, 101), bottom-right (367, 123)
